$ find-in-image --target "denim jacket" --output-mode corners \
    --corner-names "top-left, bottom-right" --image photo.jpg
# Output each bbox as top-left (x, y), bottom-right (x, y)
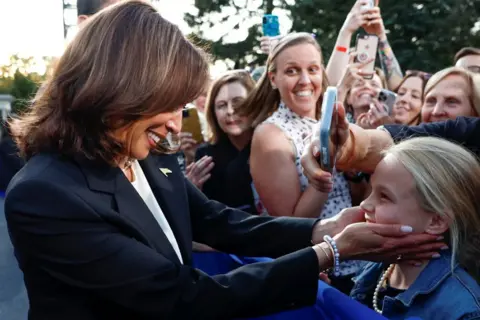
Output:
top-left (350, 251), bottom-right (480, 320)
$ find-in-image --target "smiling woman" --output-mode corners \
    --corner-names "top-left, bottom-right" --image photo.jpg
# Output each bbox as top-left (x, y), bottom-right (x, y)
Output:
top-left (10, 0), bottom-right (209, 165)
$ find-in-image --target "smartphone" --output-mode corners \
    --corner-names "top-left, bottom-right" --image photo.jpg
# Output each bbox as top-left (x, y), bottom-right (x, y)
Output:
top-left (377, 89), bottom-right (397, 115)
top-left (314, 87), bottom-right (338, 173)
top-left (262, 14), bottom-right (280, 37)
top-left (182, 107), bottom-right (204, 143)
top-left (355, 34), bottom-right (379, 79)
top-left (361, 0), bottom-right (375, 11)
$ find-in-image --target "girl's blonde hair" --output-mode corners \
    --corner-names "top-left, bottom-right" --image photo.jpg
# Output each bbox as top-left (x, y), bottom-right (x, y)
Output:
top-left (385, 137), bottom-right (480, 281)
top-left (424, 67), bottom-right (480, 117)
top-left (239, 32), bottom-right (329, 127)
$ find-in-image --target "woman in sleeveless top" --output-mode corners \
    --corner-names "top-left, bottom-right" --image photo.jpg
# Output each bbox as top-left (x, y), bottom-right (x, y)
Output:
top-left (240, 33), bottom-right (362, 293)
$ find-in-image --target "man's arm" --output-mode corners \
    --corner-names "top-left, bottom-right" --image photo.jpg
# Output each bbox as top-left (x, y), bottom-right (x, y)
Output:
top-left (6, 179), bottom-right (321, 319)
top-left (336, 117), bottom-right (480, 173)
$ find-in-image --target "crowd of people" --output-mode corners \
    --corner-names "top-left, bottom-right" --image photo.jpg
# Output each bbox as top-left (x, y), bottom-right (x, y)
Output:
top-left (0, 0), bottom-right (479, 319)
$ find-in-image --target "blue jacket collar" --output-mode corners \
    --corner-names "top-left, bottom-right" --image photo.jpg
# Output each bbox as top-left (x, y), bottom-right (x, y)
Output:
top-left (395, 251), bottom-right (455, 307)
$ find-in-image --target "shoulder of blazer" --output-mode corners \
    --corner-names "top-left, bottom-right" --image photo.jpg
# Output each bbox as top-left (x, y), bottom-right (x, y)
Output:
top-left (7, 153), bottom-right (85, 192)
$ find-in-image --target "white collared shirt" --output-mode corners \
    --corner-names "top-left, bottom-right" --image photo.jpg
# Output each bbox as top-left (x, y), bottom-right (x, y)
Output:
top-left (130, 161), bottom-right (183, 264)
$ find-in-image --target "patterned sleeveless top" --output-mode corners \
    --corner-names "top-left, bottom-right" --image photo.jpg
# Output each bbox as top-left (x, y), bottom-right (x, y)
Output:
top-left (252, 102), bottom-right (363, 276)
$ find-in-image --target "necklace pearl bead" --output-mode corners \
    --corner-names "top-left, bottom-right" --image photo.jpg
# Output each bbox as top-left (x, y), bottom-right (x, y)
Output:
top-left (373, 264), bottom-right (395, 314)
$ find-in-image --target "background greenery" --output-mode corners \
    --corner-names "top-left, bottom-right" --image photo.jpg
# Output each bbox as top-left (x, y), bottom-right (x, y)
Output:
top-left (186, 0), bottom-right (480, 72)
top-left (2, 0), bottom-right (479, 114)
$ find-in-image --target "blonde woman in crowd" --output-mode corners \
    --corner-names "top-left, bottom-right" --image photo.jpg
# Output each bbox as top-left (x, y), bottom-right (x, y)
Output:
top-left (421, 67), bottom-right (480, 123)
top-left (240, 32), bottom-right (361, 293)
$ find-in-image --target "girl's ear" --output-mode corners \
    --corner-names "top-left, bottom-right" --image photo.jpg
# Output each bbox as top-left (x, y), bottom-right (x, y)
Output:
top-left (425, 214), bottom-right (449, 235)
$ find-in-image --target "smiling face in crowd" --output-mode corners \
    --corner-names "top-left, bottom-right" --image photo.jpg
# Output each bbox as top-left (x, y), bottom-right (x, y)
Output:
top-left (269, 43), bottom-right (323, 119)
top-left (214, 81), bottom-right (250, 137)
top-left (393, 76), bottom-right (424, 125)
top-left (362, 154), bottom-right (445, 234)
top-left (348, 74), bottom-right (384, 111)
top-left (422, 74), bottom-right (475, 123)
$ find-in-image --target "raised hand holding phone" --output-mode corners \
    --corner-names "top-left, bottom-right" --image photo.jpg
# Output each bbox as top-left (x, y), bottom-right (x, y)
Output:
top-left (304, 100), bottom-right (350, 192)
top-left (354, 34), bottom-right (379, 79)
top-left (260, 14), bottom-right (282, 54)
top-left (337, 51), bottom-right (375, 102)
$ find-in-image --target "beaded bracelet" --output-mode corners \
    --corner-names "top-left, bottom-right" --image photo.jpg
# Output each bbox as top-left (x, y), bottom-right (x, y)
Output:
top-left (323, 235), bottom-right (340, 277)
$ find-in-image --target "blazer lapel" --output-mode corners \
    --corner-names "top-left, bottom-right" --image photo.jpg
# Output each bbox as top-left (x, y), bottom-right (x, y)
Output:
top-left (75, 155), bottom-right (182, 265)
top-left (139, 155), bottom-right (192, 265)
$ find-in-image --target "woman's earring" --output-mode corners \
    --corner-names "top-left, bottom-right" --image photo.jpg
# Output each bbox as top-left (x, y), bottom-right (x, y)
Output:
top-left (271, 83), bottom-right (277, 90)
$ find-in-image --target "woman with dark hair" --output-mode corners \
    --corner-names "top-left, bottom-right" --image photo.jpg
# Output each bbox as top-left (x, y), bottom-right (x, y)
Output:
top-left (391, 70), bottom-right (430, 126)
top-left (4, 2), bottom-right (445, 319)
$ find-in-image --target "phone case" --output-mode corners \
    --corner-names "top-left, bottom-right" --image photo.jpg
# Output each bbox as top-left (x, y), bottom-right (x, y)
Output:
top-left (182, 108), bottom-right (204, 143)
top-left (377, 89), bottom-right (397, 115)
top-left (315, 87), bottom-right (337, 172)
top-left (355, 34), bottom-right (379, 79)
top-left (361, 0), bottom-right (375, 11)
top-left (262, 15), bottom-right (280, 37)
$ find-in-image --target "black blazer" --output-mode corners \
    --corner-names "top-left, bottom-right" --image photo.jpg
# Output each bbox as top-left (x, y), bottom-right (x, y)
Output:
top-left (5, 152), bottom-right (320, 320)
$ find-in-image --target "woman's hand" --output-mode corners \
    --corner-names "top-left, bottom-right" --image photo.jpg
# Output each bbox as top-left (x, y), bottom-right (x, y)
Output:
top-left (361, 7), bottom-right (387, 40)
top-left (185, 156), bottom-right (214, 189)
top-left (342, 0), bottom-right (371, 34)
top-left (179, 132), bottom-right (199, 165)
top-left (259, 35), bottom-right (283, 55)
top-left (355, 112), bottom-right (374, 129)
top-left (334, 222), bottom-right (447, 263)
top-left (367, 100), bottom-right (394, 128)
top-left (337, 52), bottom-right (375, 102)
top-left (301, 102), bottom-right (350, 189)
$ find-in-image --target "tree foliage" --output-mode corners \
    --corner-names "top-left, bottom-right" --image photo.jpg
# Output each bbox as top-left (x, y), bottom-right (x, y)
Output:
top-left (186, 0), bottom-right (480, 73)
top-left (0, 55), bottom-right (51, 113)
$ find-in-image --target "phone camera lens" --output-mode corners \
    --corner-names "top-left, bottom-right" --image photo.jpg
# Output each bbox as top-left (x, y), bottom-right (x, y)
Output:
top-left (263, 17), bottom-right (267, 24)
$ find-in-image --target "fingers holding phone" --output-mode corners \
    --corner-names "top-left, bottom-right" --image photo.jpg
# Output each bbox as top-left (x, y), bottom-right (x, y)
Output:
top-left (260, 14), bottom-right (281, 54)
top-left (259, 35), bottom-right (283, 55)
top-left (354, 34), bottom-right (379, 79)
top-left (179, 132), bottom-right (199, 164)
top-left (337, 51), bottom-right (375, 102)
top-left (368, 100), bottom-right (392, 128)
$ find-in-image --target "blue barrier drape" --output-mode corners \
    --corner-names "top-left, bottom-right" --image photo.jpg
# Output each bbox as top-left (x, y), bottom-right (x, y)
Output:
top-left (193, 252), bottom-right (393, 320)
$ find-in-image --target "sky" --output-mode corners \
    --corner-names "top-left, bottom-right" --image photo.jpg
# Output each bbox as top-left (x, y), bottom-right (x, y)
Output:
top-left (0, 0), bottom-right (293, 76)
top-left (0, 0), bottom-right (202, 73)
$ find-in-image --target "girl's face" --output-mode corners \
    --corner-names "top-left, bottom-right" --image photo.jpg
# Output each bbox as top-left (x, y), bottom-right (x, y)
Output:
top-left (361, 154), bottom-right (448, 236)
top-left (393, 76), bottom-right (424, 125)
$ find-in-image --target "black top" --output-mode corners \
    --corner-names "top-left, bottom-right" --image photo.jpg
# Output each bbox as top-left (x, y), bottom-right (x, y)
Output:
top-left (384, 116), bottom-right (480, 157)
top-left (196, 137), bottom-right (258, 214)
top-left (5, 152), bottom-right (320, 319)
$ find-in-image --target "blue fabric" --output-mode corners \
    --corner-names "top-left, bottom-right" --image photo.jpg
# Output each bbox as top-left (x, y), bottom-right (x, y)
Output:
top-left (351, 252), bottom-right (480, 320)
top-left (193, 252), bottom-right (389, 320)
